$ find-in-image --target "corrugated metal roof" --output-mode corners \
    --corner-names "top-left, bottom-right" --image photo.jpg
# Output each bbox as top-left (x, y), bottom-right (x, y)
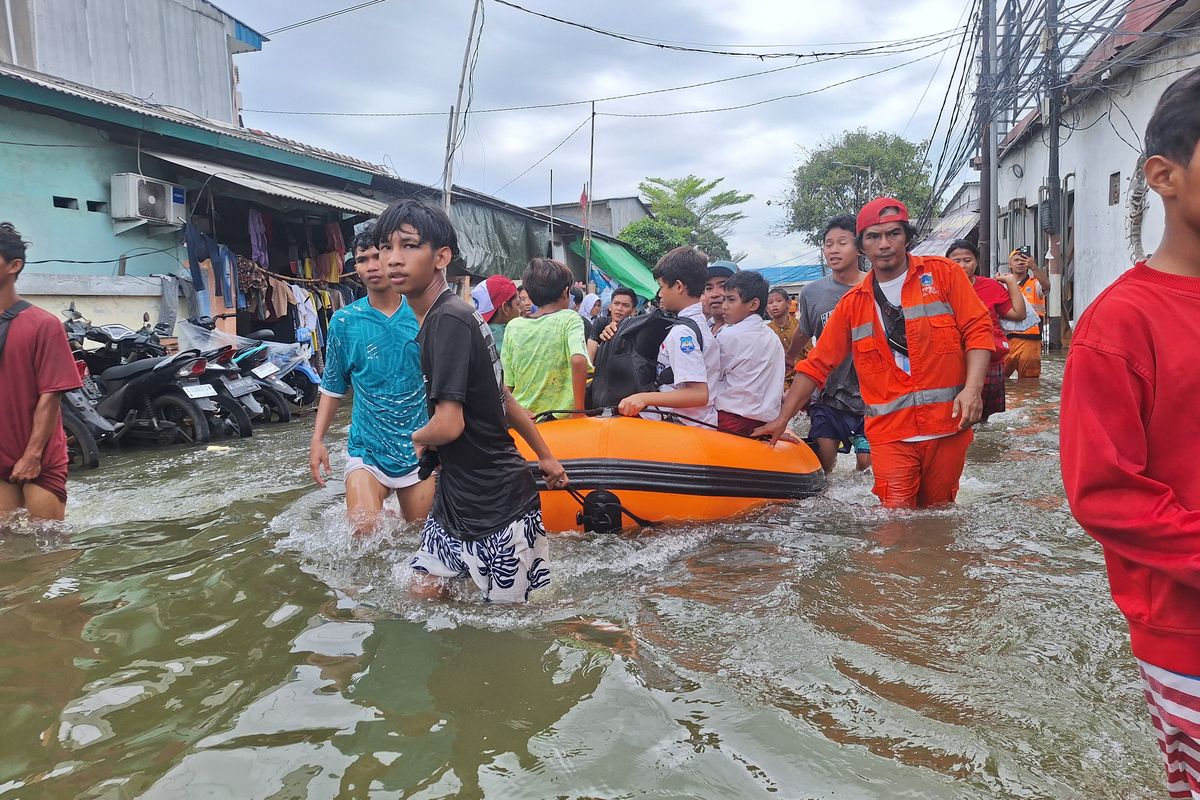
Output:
top-left (148, 151), bottom-right (386, 215)
top-left (0, 62), bottom-right (387, 176)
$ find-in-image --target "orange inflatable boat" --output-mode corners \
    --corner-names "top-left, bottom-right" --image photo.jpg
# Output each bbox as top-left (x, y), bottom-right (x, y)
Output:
top-left (513, 415), bottom-right (826, 532)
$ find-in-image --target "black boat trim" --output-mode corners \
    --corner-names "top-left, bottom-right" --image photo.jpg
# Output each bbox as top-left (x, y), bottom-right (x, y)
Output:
top-left (528, 457), bottom-right (826, 500)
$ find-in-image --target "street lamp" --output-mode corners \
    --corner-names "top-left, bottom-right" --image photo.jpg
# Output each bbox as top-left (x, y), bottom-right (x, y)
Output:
top-left (831, 161), bottom-right (877, 194)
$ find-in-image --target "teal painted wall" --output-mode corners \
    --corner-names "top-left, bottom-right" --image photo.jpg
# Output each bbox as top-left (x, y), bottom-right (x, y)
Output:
top-left (1, 107), bottom-right (185, 278)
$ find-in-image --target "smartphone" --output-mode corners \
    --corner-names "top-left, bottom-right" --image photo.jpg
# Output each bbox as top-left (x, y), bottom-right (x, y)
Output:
top-left (1017, 245), bottom-right (1032, 258)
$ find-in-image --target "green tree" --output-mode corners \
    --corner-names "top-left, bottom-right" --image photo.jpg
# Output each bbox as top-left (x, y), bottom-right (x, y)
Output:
top-left (632, 175), bottom-right (751, 262)
top-left (783, 129), bottom-right (933, 246)
top-left (618, 217), bottom-right (690, 266)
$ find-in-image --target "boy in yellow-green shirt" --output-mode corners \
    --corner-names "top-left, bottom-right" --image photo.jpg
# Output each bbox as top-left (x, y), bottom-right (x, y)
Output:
top-left (501, 258), bottom-right (589, 418)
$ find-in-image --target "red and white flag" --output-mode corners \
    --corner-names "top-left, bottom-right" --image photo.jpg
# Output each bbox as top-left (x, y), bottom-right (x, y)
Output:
top-left (579, 184), bottom-right (589, 226)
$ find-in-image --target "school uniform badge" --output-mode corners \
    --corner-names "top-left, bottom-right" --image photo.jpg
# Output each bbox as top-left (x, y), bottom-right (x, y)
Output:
top-left (679, 335), bottom-right (697, 354)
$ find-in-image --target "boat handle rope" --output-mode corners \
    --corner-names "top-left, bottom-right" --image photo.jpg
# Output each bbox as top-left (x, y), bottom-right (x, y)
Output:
top-left (530, 406), bottom-right (772, 441)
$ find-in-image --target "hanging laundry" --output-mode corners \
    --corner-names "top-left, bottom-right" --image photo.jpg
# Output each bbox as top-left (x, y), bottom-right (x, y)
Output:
top-left (325, 223), bottom-right (346, 261)
top-left (181, 223), bottom-right (210, 291)
top-left (267, 277), bottom-right (290, 319)
top-left (248, 209), bottom-right (270, 268)
top-left (156, 274), bottom-right (179, 334)
top-left (212, 245), bottom-right (236, 301)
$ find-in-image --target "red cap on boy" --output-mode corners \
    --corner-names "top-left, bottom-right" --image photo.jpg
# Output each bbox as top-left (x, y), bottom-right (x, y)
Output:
top-left (471, 275), bottom-right (518, 323)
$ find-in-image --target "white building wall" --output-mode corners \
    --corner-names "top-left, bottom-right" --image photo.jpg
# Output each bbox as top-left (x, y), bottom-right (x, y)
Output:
top-left (5, 0), bottom-right (243, 123)
top-left (997, 37), bottom-right (1194, 315)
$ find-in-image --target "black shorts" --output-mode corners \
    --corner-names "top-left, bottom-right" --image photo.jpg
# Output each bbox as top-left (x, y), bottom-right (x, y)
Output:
top-left (807, 403), bottom-right (870, 454)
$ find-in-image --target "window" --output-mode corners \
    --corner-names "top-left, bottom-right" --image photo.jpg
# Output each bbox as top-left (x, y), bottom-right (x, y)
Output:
top-left (53, 196), bottom-right (78, 209)
top-left (86, 201), bottom-right (109, 213)
top-left (1109, 172), bottom-right (1121, 206)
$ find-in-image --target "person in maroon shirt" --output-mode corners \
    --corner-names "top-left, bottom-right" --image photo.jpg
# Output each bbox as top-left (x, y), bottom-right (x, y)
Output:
top-left (944, 239), bottom-right (1027, 422)
top-left (0, 222), bottom-right (81, 521)
top-left (1061, 67), bottom-right (1200, 798)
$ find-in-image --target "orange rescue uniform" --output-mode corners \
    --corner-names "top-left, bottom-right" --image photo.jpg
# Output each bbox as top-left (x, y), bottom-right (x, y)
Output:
top-left (1004, 277), bottom-right (1045, 379)
top-left (795, 254), bottom-right (995, 508)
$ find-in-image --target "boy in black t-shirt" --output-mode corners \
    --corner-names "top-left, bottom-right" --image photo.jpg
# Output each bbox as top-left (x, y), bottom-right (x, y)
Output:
top-left (377, 199), bottom-right (567, 603)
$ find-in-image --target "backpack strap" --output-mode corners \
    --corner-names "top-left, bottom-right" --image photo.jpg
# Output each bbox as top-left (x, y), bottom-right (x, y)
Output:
top-left (871, 276), bottom-right (908, 357)
top-left (0, 300), bottom-right (32, 360)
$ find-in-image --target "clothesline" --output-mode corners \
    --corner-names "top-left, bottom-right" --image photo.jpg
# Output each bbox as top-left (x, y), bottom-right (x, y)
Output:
top-left (252, 263), bottom-right (355, 286)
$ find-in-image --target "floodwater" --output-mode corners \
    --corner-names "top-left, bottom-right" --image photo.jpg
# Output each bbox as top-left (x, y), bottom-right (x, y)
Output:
top-left (0, 354), bottom-right (1164, 799)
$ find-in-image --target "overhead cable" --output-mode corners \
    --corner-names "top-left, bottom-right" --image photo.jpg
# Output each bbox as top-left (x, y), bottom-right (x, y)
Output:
top-left (263, 0), bottom-right (389, 36)
top-left (492, 0), bottom-right (963, 60)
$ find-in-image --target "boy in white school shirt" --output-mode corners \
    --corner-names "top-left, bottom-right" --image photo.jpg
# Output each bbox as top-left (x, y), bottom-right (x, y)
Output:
top-left (714, 270), bottom-right (785, 436)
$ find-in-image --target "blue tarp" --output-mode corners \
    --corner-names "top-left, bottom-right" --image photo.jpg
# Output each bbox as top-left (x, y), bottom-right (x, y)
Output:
top-left (742, 264), bottom-right (826, 286)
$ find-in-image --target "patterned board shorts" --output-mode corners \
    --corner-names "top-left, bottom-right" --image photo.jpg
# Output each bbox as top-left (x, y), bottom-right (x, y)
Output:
top-left (409, 506), bottom-right (550, 603)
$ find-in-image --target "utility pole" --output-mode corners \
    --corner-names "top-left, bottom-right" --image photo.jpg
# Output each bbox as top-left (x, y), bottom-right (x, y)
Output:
top-left (583, 102), bottom-right (595, 287)
top-left (978, 0), bottom-right (995, 277)
top-left (1042, 0), bottom-right (1064, 348)
top-left (548, 168), bottom-right (555, 243)
top-left (442, 0), bottom-right (483, 213)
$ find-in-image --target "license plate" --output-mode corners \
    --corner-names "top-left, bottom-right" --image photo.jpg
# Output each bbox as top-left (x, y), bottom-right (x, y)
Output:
top-left (183, 383), bottom-right (217, 399)
top-left (252, 362), bottom-right (279, 378)
top-left (227, 377), bottom-right (257, 397)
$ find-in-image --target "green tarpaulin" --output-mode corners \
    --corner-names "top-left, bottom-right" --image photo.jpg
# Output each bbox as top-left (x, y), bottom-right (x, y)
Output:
top-left (568, 238), bottom-right (658, 299)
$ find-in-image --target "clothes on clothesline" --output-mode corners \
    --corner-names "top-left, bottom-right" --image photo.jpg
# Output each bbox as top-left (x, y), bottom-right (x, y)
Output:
top-left (181, 223), bottom-right (213, 292)
top-left (248, 209), bottom-right (270, 269)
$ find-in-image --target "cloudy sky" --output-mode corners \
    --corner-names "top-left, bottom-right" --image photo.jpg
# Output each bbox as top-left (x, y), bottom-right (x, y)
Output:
top-left (221, 0), bottom-right (972, 266)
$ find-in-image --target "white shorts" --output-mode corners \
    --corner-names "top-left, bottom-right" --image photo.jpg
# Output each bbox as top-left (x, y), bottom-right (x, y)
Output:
top-left (344, 455), bottom-right (422, 490)
top-left (409, 507), bottom-right (550, 603)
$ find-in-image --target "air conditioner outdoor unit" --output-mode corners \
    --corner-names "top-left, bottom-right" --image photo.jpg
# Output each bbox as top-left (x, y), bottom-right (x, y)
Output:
top-left (110, 173), bottom-right (187, 226)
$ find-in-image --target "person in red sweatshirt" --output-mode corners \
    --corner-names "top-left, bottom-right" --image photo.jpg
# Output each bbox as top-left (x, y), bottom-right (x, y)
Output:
top-left (1061, 66), bottom-right (1200, 799)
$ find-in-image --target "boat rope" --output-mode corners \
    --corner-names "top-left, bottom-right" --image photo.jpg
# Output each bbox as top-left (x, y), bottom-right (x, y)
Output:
top-left (530, 406), bottom-right (770, 441)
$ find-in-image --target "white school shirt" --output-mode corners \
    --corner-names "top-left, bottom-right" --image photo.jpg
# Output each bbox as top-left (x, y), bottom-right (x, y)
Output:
top-left (714, 315), bottom-right (784, 422)
top-left (649, 302), bottom-right (720, 427)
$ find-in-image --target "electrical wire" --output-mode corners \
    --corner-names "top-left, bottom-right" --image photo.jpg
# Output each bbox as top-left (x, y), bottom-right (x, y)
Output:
top-left (263, 0), bottom-right (390, 36)
top-left (594, 45), bottom-right (959, 118)
top-left (492, 0), bottom-right (965, 60)
top-left (26, 243), bottom-right (180, 265)
top-left (492, 115), bottom-right (591, 194)
top-left (241, 35), bottom-right (961, 118)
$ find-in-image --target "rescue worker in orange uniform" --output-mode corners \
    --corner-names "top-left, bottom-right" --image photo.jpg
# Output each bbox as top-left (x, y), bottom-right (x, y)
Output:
top-left (754, 198), bottom-right (995, 509)
top-left (1002, 247), bottom-right (1050, 379)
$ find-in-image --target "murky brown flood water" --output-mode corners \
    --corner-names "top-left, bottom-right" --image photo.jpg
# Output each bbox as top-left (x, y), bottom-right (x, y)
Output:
top-left (0, 354), bottom-right (1164, 798)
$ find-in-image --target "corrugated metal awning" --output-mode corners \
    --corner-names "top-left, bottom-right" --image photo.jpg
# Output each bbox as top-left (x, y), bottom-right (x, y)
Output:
top-left (148, 151), bottom-right (386, 216)
top-left (911, 209), bottom-right (979, 257)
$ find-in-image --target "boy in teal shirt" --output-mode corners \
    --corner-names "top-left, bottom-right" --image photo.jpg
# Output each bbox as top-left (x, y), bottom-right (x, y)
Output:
top-left (500, 258), bottom-right (589, 418)
top-left (309, 225), bottom-right (432, 535)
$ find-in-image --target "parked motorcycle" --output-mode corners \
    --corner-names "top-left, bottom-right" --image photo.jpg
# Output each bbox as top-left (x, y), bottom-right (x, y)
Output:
top-left (178, 344), bottom-right (256, 439)
top-left (60, 350), bottom-right (120, 470)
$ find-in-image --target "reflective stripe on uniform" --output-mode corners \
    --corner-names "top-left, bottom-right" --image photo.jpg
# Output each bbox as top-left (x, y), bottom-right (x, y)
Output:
top-left (904, 301), bottom-right (954, 320)
top-left (851, 322), bottom-right (874, 341)
top-left (867, 385), bottom-right (963, 417)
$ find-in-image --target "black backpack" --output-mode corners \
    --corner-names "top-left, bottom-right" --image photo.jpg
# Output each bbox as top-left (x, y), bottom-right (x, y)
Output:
top-left (589, 308), bottom-right (705, 408)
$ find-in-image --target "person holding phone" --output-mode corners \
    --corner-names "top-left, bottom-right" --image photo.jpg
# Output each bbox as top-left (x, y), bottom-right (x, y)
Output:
top-left (1003, 246), bottom-right (1051, 379)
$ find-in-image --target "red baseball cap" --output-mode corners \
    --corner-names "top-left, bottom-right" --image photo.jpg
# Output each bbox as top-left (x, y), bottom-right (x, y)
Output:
top-left (471, 275), bottom-right (518, 322)
top-left (856, 197), bottom-right (910, 235)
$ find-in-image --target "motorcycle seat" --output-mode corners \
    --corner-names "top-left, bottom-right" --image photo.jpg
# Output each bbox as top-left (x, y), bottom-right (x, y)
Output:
top-left (100, 357), bottom-right (167, 382)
